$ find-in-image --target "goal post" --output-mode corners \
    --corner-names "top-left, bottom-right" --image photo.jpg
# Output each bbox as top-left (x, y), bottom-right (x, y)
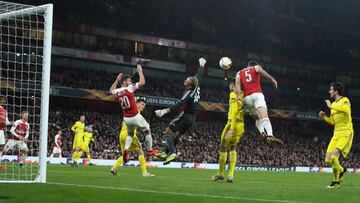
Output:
top-left (0, 1), bottom-right (53, 183)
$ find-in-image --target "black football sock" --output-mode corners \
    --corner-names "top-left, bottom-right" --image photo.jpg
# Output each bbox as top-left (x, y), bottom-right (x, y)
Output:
top-left (165, 135), bottom-right (175, 154)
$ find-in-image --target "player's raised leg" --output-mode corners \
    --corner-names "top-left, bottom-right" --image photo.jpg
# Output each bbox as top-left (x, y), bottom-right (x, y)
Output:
top-left (162, 128), bottom-right (178, 165)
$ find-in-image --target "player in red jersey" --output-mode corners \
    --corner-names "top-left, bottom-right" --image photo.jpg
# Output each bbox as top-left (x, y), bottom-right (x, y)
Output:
top-left (48, 130), bottom-right (62, 163)
top-left (4, 111), bottom-right (30, 167)
top-left (0, 96), bottom-right (12, 159)
top-left (110, 60), bottom-right (158, 163)
top-left (236, 61), bottom-right (283, 144)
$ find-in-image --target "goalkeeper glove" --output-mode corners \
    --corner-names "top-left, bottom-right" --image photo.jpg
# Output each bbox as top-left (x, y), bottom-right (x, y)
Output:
top-left (155, 109), bottom-right (169, 118)
top-left (199, 58), bottom-right (206, 67)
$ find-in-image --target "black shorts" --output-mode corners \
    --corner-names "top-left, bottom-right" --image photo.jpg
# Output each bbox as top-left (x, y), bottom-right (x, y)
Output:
top-left (168, 113), bottom-right (195, 135)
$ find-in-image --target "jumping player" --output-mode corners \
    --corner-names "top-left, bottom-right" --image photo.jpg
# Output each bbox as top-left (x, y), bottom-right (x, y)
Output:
top-left (236, 61), bottom-right (282, 144)
top-left (111, 98), bottom-right (155, 177)
top-left (154, 58), bottom-right (206, 165)
top-left (110, 60), bottom-right (158, 163)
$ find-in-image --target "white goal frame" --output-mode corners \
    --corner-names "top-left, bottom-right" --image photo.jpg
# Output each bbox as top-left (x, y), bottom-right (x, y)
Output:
top-left (0, 3), bottom-right (53, 183)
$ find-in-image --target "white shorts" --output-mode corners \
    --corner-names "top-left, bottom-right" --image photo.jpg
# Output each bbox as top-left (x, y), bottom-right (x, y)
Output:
top-left (0, 130), bottom-right (5, 145)
top-left (4, 139), bottom-right (28, 152)
top-left (124, 113), bottom-right (150, 133)
top-left (52, 147), bottom-right (62, 154)
top-left (244, 92), bottom-right (267, 115)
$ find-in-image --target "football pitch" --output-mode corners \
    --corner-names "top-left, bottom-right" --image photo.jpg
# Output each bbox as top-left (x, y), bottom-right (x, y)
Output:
top-left (0, 165), bottom-right (359, 203)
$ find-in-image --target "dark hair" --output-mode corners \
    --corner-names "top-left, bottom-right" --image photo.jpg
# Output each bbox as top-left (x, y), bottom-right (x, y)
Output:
top-left (0, 96), bottom-right (5, 101)
top-left (330, 82), bottom-right (344, 95)
top-left (136, 98), bottom-right (146, 103)
top-left (21, 110), bottom-right (28, 115)
top-left (247, 60), bottom-right (258, 67)
top-left (120, 75), bottom-right (131, 84)
top-left (136, 95), bottom-right (147, 103)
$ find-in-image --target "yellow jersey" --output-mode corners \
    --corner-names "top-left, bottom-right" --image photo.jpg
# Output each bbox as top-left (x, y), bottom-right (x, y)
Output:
top-left (324, 97), bottom-right (353, 134)
top-left (83, 132), bottom-right (93, 146)
top-left (71, 121), bottom-right (85, 134)
top-left (228, 92), bottom-right (244, 128)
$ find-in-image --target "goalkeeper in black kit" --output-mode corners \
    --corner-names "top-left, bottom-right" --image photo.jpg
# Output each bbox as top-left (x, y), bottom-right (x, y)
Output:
top-left (154, 58), bottom-right (206, 165)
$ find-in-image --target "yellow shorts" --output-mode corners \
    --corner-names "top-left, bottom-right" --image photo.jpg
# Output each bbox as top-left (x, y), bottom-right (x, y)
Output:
top-left (75, 137), bottom-right (86, 151)
top-left (327, 131), bottom-right (354, 158)
top-left (220, 122), bottom-right (245, 148)
top-left (120, 130), bottom-right (141, 154)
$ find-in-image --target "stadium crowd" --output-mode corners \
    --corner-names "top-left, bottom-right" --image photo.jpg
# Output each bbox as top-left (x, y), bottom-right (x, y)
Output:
top-left (47, 0), bottom-right (360, 68)
top-left (47, 108), bottom-right (360, 168)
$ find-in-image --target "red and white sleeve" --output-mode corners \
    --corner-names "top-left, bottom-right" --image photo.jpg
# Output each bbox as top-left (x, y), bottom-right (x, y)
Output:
top-left (127, 83), bottom-right (139, 93)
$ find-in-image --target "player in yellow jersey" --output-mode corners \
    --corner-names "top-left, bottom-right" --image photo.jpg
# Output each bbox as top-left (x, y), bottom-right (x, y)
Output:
top-left (70, 115), bottom-right (85, 167)
top-left (111, 98), bottom-right (154, 177)
top-left (212, 79), bottom-right (245, 183)
top-left (83, 126), bottom-right (95, 165)
top-left (319, 82), bottom-right (354, 189)
top-left (71, 126), bottom-right (94, 167)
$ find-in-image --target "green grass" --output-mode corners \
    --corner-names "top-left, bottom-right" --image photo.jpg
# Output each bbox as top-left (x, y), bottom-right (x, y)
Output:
top-left (0, 164), bottom-right (359, 203)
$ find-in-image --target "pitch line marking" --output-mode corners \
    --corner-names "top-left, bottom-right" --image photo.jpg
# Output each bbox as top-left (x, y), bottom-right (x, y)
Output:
top-left (47, 182), bottom-right (311, 203)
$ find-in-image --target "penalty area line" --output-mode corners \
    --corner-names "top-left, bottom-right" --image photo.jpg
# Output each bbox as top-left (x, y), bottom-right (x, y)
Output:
top-left (47, 182), bottom-right (311, 203)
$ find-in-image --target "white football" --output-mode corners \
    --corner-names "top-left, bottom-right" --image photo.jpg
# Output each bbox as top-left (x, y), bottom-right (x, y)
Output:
top-left (219, 57), bottom-right (232, 70)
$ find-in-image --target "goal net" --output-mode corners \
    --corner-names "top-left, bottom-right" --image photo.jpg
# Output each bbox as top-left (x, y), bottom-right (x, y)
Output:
top-left (0, 1), bottom-right (52, 183)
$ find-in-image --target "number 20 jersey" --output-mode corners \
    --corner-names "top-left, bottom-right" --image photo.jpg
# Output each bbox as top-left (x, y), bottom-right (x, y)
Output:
top-left (238, 66), bottom-right (262, 97)
top-left (112, 83), bottom-right (139, 117)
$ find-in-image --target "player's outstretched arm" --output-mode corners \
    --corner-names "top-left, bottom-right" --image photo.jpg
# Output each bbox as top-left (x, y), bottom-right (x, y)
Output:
top-left (155, 108), bottom-right (170, 118)
top-left (136, 63), bottom-right (145, 87)
top-left (235, 74), bottom-right (242, 99)
top-left (256, 66), bottom-right (278, 89)
top-left (325, 99), bottom-right (351, 114)
top-left (319, 110), bottom-right (334, 125)
top-left (195, 58), bottom-right (206, 82)
top-left (155, 89), bottom-right (193, 118)
top-left (5, 113), bottom-right (12, 126)
top-left (110, 73), bottom-right (123, 93)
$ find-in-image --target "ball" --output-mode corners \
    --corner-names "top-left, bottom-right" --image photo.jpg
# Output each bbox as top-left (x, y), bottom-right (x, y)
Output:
top-left (219, 57), bottom-right (232, 70)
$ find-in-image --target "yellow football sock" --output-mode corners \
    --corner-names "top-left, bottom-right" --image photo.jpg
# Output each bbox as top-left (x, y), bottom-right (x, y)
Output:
top-left (71, 152), bottom-right (78, 162)
top-left (138, 155), bottom-right (147, 174)
top-left (217, 152), bottom-right (227, 176)
top-left (331, 155), bottom-right (343, 182)
top-left (86, 154), bottom-right (91, 163)
top-left (228, 150), bottom-right (237, 177)
top-left (113, 156), bottom-right (123, 168)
